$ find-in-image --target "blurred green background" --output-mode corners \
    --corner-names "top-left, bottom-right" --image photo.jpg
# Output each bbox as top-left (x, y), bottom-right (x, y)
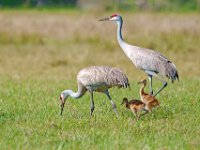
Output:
top-left (0, 0), bottom-right (200, 12)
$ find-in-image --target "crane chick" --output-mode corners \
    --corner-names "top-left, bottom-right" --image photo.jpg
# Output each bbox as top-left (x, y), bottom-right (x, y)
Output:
top-left (60, 66), bottom-right (130, 118)
top-left (137, 79), bottom-right (160, 112)
top-left (121, 98), bottom-right (147, 119)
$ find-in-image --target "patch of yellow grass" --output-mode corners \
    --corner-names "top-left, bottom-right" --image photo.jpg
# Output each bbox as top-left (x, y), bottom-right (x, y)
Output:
top-left (0, 11), bottom-right (199, 80)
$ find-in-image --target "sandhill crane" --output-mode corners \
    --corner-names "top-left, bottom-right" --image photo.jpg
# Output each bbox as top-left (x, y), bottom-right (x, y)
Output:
top-left (137, 79), bottom-right (160, 112)
top-left (99, 14), bottom-right (179, 96)
top-left (121, 97), bottom-right (147, 119)
top-left (60, 66), bottom-right (130, 118)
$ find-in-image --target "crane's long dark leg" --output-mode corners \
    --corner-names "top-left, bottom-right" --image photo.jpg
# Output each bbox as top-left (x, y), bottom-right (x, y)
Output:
top-left (104, 90), bottom-right (119, 117)
top-left (146, 71), bottom-right (167, 97)
top-left (147, 74), bottom-right (153, 95)
top-left (90, 91), bottom-right (95, 117)
top-left (154, 80), bottom-right (167, 97)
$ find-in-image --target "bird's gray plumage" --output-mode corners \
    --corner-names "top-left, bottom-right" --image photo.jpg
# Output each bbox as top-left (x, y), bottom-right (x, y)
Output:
top-left (60, 66), bottom-right (129, 117)
top-left (130, 46), bottom-right (179, 82)
top-left (78, 66), bottom-right (129, 91)
top-left (99, 14), bottom-right (179, 96)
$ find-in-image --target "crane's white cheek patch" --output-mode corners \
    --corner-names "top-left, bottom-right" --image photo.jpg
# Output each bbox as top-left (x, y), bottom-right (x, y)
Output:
top-left (110, 17), bottom-right (118, 21)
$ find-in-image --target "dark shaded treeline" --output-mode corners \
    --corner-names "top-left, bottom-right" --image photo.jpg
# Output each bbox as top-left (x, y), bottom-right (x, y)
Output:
top-left (0, 0), bottom-right (199, 11)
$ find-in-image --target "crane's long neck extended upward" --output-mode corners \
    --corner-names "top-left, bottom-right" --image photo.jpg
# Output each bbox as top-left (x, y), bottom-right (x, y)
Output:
top-left (117, 20), bottom-right (123, 43)
top-left (116, 19), bottom-right (133, 59)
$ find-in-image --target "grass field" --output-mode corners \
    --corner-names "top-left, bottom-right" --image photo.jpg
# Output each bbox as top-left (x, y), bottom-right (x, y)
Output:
top-left (0, 10), bottom-right (200, 149)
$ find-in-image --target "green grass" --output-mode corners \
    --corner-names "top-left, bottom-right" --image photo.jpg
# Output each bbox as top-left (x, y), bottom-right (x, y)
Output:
top-left (0, 79), bottom-right (200, 149)
top-left (0, 11), bottom-right (200, 149)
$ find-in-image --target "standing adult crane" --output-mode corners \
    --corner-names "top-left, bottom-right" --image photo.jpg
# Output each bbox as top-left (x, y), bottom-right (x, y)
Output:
top-left (99, 14), bottom-right (179, 96)
top-left (60, 66), bottom-right (129, 117)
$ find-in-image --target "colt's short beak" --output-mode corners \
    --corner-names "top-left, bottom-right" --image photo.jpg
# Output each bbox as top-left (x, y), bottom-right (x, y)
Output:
top-left (137, 81), bottom-right (141, 85)
top-left (98, 17), bottom-right (110, 21)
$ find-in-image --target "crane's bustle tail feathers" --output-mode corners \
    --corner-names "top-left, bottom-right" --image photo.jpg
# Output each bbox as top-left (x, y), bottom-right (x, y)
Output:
top-left (107, 67), bottom-right (130, 88)
top-left (160, 62), bottom-right (179, 83)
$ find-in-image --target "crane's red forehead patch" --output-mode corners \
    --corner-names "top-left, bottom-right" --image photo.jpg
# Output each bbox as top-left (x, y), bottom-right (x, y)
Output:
top-left (110, 13), bottom-right (118, 18)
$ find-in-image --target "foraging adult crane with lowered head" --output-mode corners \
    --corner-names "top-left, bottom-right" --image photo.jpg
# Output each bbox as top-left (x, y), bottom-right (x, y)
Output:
top-left (60, 66), bottom-right (130, 117)
top-left (99, 14), bottom-right (179, 96)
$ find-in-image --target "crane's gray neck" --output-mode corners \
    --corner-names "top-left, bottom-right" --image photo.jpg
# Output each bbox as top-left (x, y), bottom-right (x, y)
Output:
top-left (116, 18), bottom-right (132, 57)
top-left (117, 19), bottom-right (123, 43)
top-left (62, 89), bottom-right (83, 99)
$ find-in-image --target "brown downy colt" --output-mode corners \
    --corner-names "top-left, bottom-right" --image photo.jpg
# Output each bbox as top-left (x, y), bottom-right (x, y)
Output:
top-left (137, 79), bottom-right (160, 113)
top-left (121, 98), bottom-right (148, 119)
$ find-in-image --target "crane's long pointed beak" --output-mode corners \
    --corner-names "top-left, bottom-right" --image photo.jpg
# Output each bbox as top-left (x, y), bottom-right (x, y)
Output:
top-left (98, 17), bottom-right (110, 21)
top-left (60, 103), bottom-right (65, 115)
top-left (60, 95), bottom-right (65, 115)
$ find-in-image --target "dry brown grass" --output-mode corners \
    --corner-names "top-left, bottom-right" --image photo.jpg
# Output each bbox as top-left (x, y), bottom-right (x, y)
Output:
top-left (0, 11), bottom-right (199, 80)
